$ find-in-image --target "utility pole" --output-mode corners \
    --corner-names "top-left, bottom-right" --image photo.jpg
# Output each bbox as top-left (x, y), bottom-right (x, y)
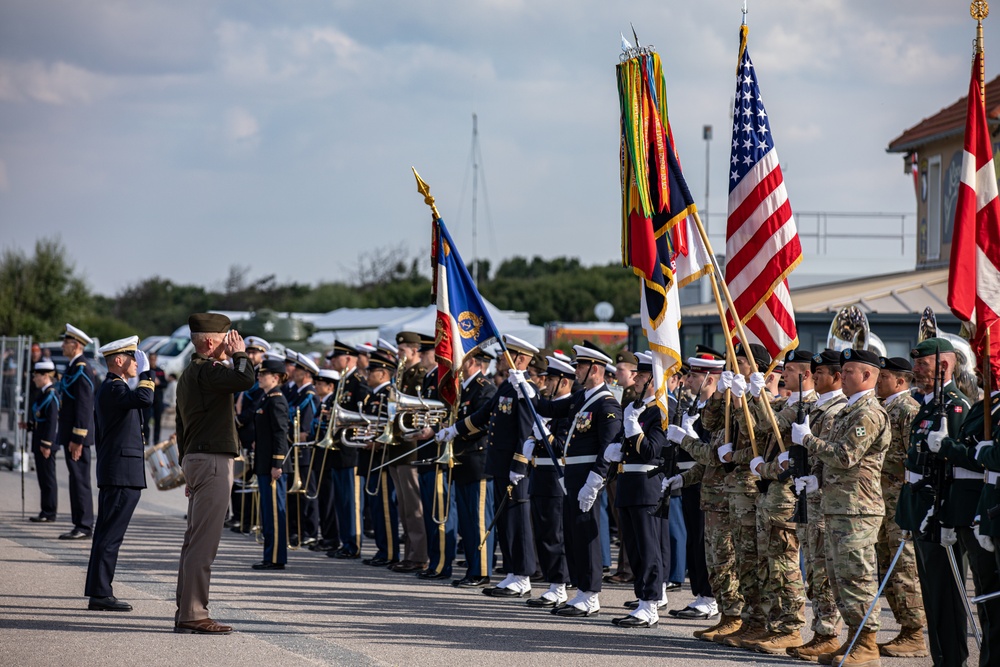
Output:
top-left (472, 113), bottom-right (479, 287)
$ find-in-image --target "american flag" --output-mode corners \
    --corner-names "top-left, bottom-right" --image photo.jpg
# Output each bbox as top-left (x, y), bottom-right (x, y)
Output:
top-left (725, 27), bottom-right (802, 363)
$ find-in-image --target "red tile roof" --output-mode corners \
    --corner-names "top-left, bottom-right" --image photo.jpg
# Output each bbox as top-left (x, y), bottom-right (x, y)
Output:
top-left (887, 74), bottom-right (1000, 153)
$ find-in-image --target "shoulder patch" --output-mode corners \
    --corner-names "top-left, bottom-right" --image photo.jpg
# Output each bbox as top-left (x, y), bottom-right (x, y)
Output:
top-left (953, 405), bottom-right (963, 414)
top-left (855, 426), bottom-right (867, 437)
top-left (606, 412), bottom-right (617, 419)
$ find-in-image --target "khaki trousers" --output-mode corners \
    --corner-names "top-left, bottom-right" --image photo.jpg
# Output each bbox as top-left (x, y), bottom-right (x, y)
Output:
top-left (175, 453), bottom-right (233, 623)
top-left (388, 464), bottom-right (427, 564)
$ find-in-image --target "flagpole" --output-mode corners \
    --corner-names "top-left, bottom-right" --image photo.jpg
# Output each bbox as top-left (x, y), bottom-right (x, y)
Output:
top-left (971, 1), bottom-right (992, 428)
top-left (690, 209), bottom-right (785, 452)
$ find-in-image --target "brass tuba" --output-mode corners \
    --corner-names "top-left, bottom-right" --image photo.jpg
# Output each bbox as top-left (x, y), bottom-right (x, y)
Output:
top-left (394, 392), bottom-right (449, 436)
top-left (827, 305), bottom-right (887, 356)
top-left (917, 307), bottom-right (979, 399)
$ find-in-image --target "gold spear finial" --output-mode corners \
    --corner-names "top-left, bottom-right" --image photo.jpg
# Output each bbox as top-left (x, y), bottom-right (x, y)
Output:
top-left (412, 167), bottom-right (441, 220)
top-left (971, 1), bottom-right (989, 102)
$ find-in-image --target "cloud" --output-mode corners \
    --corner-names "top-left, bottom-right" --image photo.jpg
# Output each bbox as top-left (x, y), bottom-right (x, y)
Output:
top-left (0, 59), bottom-right (113, 104)
top-left (226, 107), bottom-right (259, 144)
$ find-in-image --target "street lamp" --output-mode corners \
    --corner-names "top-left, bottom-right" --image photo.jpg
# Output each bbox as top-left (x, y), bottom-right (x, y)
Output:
top-left (703, 125), bottom-right (713, 233)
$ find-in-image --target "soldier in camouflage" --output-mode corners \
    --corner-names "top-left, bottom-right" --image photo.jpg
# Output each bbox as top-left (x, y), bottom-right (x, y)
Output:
top-left (792, 348), bottom-right (890, 667)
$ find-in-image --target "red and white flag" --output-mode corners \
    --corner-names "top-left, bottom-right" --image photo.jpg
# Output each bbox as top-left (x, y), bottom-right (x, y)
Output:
top-left (725, 27), bottom-right (802, 364)
top-left (948, 51), bottom-right (1000, 386)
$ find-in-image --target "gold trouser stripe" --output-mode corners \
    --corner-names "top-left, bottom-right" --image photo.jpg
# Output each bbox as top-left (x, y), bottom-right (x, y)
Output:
top-left (353, 470), bottom-right (362, 551)
top-left (382, 472), bottom-right (394, 554)
top-left (270, 478), bottom-right (279, 563)
top-left (477, 479), bottom-right (488, 578)
top-left (433, 469), bottom-right (445, 574)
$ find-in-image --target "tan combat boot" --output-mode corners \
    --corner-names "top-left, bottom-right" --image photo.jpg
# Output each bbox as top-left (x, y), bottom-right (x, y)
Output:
top-left (877, 626), bottom-right (928, 658)
top-left (754, 629), bottom-right (803, 655)
top-left (818, 627), bottom-right (860, 666)
top-left (787, 633), bottom-right (840, 661)
top-left (695, 614), bottom-right (741, 642)
top-left (738, 627), bottom-right (775, 649)
top-left (839, 629), bottom-right (881, 667)
top-left (720, 621), bottom-right (765, 647)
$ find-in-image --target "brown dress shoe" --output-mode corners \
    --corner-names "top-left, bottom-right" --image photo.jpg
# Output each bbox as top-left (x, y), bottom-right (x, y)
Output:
top-left (877, 626), bottom-right (928, 658)
top-left (174, 618), bottom-right (234, 635)
top-left (603, 572), bottom-right (634, 585)
top-left (696, 614), bottom-right (741, 642)
top-left (787, 632), bottom-right (840, 661)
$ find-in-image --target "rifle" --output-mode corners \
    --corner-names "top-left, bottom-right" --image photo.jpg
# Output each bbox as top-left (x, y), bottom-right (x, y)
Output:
top-left (609, 375), bottom-right (654, 487)
top-left (647, 444), bottom-right (678, 519)
top-left (913, 350), bottom-right (950, 543)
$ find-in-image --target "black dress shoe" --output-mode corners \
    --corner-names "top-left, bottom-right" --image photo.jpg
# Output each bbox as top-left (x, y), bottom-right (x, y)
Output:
top-left (229, 525), bottom-right (244, 533)
top-left (671, 606), bottom-right (717, 620)
top-left (300, 537), bottom-right (318, 548)
top-left (526, 596), bottom-right (563, 608)
top-left (362, 556), bottom-right (391, 567)
top-left (29, 515), bottom-right (54, 523)
top-left (552, 604), bottom-right (599, 617)
top-left (664, 581), bottom-right (682, 591)
top-left (626, 598), bottom-right (668, 611)
top-left (251, 561), bottom-right (286, 570)
top-left (452, 576), bottom-right (490, 588)
top-left (417, 570), bottom-right (451, 580)
top-left (59, 529), bottom-right (92, 540)
top-left (88, 596), bottom-right (132, 612)
top-left (328, 548), bottom-right (360, 559)
top-left (482, 586), bottom-right (528, 598)
top-left (612, 615), bottom-right (657, 628)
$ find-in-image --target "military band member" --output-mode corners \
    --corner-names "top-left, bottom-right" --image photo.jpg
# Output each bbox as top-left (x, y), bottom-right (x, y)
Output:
top-left (281, 349), bottom-right (299, 402)
top-left (251, 358), bottom-right (290, 570)
top-left (287, 352), bottom-right (320, 548)
top-left (872, 356), bottom-right (928, 658)
top-left (791, 348), bottom-right (891, 666)
top-left (360, 352), bottom-right (400, 567)
top-left (526, 356), bottom-right (575, 607)
top-left (57, 323), bottom-right (97, 540)
top-left (232, 336), bottom-right (270, 533)
top-left (388, 331), bottom-right (430, 574)
top-left (325, 341), bottom-right (369, 560)
top-left (28, 359), bottom-right (60, 523)
top-left (607, 353), bottom-right (668, 628)
top-left (438, 335), bottom-right (538, 598)
top-left (449, 349), bottom-right (498, 588)
top-left (311, 368), bottom-right (340, 551)
top-left (529, 342), bottom-right (622, 617)
top-left (896, 338), bottom-right (973, 667)
top-left (85, 336), bottom-right (154, 611)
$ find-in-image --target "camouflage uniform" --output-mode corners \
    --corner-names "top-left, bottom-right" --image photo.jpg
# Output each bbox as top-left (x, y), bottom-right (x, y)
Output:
top-left (751, 391), bottom-right (815, 635)
top-left (801, 390), bottom-right (890, 630)
top-left (801, 391), bottom-right (848, 636)
top-left (876, 390), bottom-right (925, 630)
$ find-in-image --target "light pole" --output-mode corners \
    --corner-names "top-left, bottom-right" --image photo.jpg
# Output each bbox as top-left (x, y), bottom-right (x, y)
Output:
top-left (703, 124), bottom-right (712, 233)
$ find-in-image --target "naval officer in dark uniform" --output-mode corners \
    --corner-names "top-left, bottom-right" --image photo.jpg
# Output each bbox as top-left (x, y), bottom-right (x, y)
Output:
top-left (252, 357), bottom-right (290, 570)
top-left (57, 323), bottom-right (97, 540)
top-left (28, 359), bottom-right (60, 523)
top-left (84, 336), bottom-right (154, 611)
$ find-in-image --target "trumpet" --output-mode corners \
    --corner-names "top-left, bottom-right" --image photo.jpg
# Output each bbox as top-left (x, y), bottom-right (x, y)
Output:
top-left (303, 377), bottom-right (347, 501)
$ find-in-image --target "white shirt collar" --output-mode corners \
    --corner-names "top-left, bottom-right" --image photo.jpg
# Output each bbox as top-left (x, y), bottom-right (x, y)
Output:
top-left (816, 389), bottom-right (844, 407)
top-left (584, 382), bottom-right (607, 401)
top-left (372, 381), bottom-right (390, 394)
top-left (462, 370), bottom-right (481, 390)
top-left (847, 389), bottom-right (874, 406)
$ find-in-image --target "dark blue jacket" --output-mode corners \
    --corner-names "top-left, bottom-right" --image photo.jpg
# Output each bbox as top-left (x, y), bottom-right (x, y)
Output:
top-left (57, 354), bottom-right (96, 448)
top-left (94, 371), bottom-right (154, 488)
top-left (30, 384), bottom-right (60, 453)
top-left (254, 389), bottom-right (289, 476)
top-left (615, 403), bottom-right (668, 507)
top-left (452, 372), bottom-right (497, 485)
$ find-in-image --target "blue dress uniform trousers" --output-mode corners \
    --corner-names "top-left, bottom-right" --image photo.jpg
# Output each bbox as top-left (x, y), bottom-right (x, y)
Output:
top-left (84, 487), bottom-right (141, 598)
top-left (495, 476), bottom-right (535, 576)
top-left (34, 450), bottom-right (58, 519)
top-left (420, 468), bottom-right (457, 576)
top-left (287, 448), bottom-right (320, 542)
top-left (455, 479), bottom-right (494, 580)
top-left (619, 504), bottom-right (664, 601)
top-left (317, 454), bottom-right (338, 543)
top-left (681, 482), bottom-right (712, 596)
top-left (367, 469), bottom-right (399, 561)
top-left (66, 447), bottom-right (95, 533)
top-left (531, 494), bottom-right (569, 584)
top-left (330, 466), bottom-right (361, 555)
top-left (668, 495), bottom-right (686, 583)
top-left (563, 475), bottom-right (603, 593)
top-left (259, 474), bottom-right (288, 565)
top-left (599, 490), bottom-right (612, 568)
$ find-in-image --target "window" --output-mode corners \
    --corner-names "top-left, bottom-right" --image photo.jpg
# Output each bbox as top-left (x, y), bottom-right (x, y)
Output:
top-left (927, 155), bottom-right (942, 262)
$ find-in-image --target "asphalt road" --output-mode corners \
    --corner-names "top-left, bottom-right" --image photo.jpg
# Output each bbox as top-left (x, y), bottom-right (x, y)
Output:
top-left (0, 450), bottom-right (961, 666)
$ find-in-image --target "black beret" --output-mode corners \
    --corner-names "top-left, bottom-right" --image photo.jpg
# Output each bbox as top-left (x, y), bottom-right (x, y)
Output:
top-left (616, 350), bottom-right (638, 366)
top-left (910, 337), bottom-right (955, 359)
top-left (694, 344), bottom-right (725, 361)
top-left (396, 331), bottom-right (422, 345)
top-left (879, 356), bottom-right (913, 373)
top-left (840, 348), bottom-right (881, 368)
top-left (811, 349), bottom-right (842, 372)
top-left (259, 358), bottom-right (287, 375)
top-left (734, 342), bottom-right (771, 370)
top-left (189, 313), bottom-right (231, 334)
top-left (785, 349), bottom-right (814, 364)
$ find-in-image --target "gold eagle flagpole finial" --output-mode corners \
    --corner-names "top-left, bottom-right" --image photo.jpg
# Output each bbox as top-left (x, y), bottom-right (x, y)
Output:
top-left (412, 167), bottom-right (442, 221)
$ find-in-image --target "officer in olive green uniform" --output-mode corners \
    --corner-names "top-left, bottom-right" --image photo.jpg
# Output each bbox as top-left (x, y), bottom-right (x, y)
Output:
top-left (896, 338), bottom-right (973, 667)
top-left (873, 356), bottom-right (927, 658)
top-left (792, 348), bottom-right (891, 666)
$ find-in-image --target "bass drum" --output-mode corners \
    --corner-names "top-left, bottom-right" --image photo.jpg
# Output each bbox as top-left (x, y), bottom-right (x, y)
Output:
top-left (143, 435), bottom-right (186, 491)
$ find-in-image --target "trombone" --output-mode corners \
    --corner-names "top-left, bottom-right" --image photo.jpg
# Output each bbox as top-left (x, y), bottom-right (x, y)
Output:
top-left (365, 353), bottom-right (407, 497)
top-left (286, 407), bottom-right (305, 550)
top-left (303, 377), bottom-right (346, 501)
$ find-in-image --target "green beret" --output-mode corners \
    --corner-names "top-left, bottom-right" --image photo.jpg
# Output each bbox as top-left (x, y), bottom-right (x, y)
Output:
top-left (910, 337), bottom-right (954, 359)
top-left (189, 313), bottom-right (231, 334)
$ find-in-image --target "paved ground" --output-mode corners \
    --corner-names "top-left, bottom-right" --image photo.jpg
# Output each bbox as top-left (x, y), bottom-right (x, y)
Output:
top-left (0, 450), bottom-right (967, 666)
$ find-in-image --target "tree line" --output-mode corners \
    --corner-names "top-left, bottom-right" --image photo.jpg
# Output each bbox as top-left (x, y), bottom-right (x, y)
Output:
top-left (0, 238), bottom-right (639, 343)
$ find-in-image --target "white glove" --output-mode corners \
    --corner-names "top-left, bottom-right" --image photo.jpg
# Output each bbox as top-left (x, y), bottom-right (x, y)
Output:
top-left (730, 374), bottom-right (747, 399)
top-left (661, 474), bottom-right (683, 493)
top-left (940, 526), bottom-right (958, 547)
top-left (791, 416), bottom-right (812, 445)
top-left (509, 471), bottom-right (525, 486)
top-left (604, 442), bottom-right (623, 462)
top-left (927, 420), bottom-right (948, 453)
top-left (666, 424), bottom-right (690, 445)
top-left (919, 507), bottom-right (934, 534)
top-left (778, 451), bottom-right (790, 467)
top-left (577, 471), bottom-right (604, 512)
top-left (750, 455), bottom-right (765, 477)
top-left (976, 440), bottom-right (994, 461)
top-left (532, 421), bottom-right (551, 441)
top-left (680, 411), bottom-right (699, 433)
top-left (718, 371), bottom-right (733, 393)
top-left (793, 475), bottom-right (819, 495)
top-left (522, 438), bottom-right (535, 460)
top-left (135, 349), bottom-right (149, 375)
top-left (436, 424), bottom-right (458, 443)
top-left (623, 409), bottom-right (643, 438)
top-left (717, 442), bottom-right (733, 463)
top-left (508, 371), bottom-right (536, 400)
top-left (975, 523), bottom-right (995, 552)
top-left (748, 372), bottom-right (766, 398)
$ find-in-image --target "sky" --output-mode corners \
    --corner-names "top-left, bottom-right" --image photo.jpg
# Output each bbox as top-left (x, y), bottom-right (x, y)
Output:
top-left (0, 0), bottom-right (995, 296)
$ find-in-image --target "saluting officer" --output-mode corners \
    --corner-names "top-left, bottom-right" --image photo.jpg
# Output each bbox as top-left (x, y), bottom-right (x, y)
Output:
top-left (449, 348), bottom-right (498, 588)
top-left (251, 357), bottom-right (290, 571)
top-left (325, 341), bottom-right (370, 560)
top-left (84, 336), bottom-right (154, 612)
top-left (28, 359), bottom-right (60, 523)
top-left (57, 323), bottom-right (97, 540)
